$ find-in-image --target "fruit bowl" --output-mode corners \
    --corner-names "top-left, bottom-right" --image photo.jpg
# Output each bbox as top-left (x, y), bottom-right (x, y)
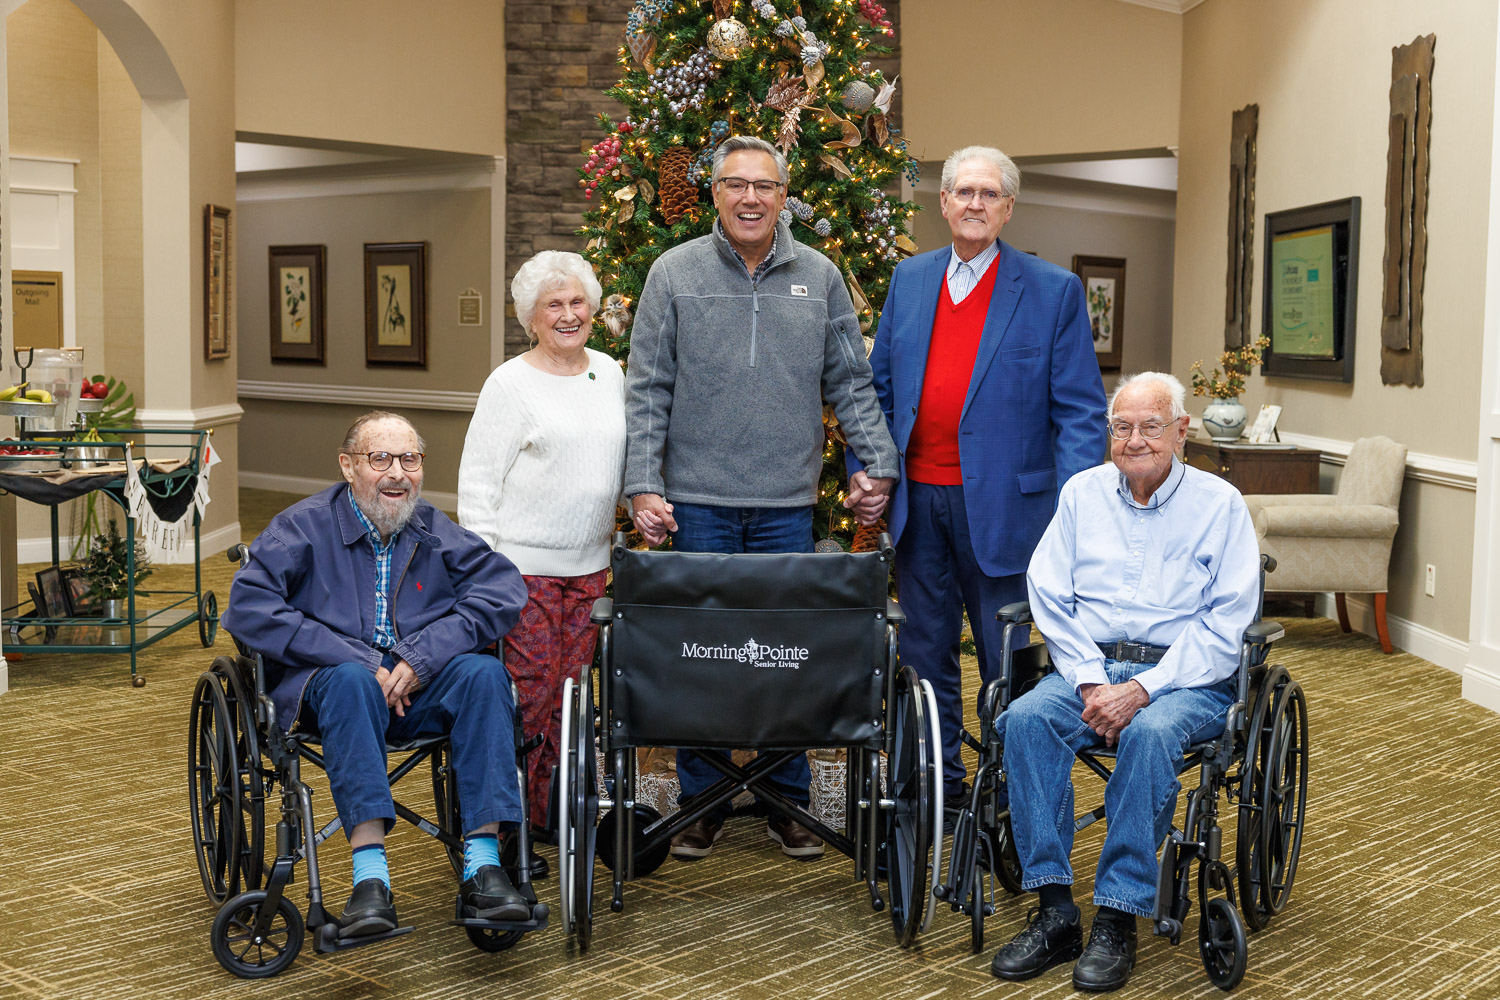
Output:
top-left (76, 397), bottom-right (105, 413)
top-left (0, 398), bottom-right (62, 417)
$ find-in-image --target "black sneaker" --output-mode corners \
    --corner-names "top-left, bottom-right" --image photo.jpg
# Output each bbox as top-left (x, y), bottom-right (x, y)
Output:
top-left (460, 864), bottom-right (530, 920)
top-left (991, 905), bottom-right (1083, 981)
top-left (1073, 910), bottom-right (1138, 992)
top-left (337, 878), bottom-right (397, 937)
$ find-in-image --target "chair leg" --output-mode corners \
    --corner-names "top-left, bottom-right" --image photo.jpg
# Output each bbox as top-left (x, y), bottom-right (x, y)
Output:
top-left (1334, 593), bottom-right (1351, 633)
top-left (1374, 593), bottom-right (1394, 654)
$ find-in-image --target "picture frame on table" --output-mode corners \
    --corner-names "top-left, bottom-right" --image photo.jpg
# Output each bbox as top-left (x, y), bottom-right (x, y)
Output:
top-left (204, 204), bottom-right (234, 361)
top-left (61, 566), bottom-right (99, 616)
top-left (364, 242), bottom-right (428, 367)
top-left (1072, 255), bottom-right (1126, 372)
top-left (35, 567), bottom-right (67, 619)
top-left (268, 245), bottom-right (328, 363)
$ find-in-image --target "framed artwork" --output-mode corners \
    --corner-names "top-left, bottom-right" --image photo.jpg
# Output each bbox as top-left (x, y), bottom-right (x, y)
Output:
top-left (1072, 255), bottom-right (1126, 371)
top-left (35, 567), bottom-right (67, 619)
top-left (61, 567), bottom-right (99, 616)
top-left (204, 204), bottom-right (234, 360)
top-left (268, 245), bottom-right (327, 363)
top-left (364, 242), bottom-right (428, 366)
top-left (1261, 197), bottom-right (1360, 382)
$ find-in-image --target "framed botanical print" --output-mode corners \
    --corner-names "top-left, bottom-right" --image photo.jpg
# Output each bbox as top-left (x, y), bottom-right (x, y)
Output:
top-left (1072, 255), bottom-right (1126, 372)
top-left (364, 242), bottom-right (428, 367)
top-left (268, 245), bottom-right (327, 363)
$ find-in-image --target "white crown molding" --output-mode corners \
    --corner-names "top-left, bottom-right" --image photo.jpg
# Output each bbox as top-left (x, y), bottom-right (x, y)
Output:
top-left (1113, 0), bottom-right (1209, 13)
top-left (236, 158), bottom-right (501, 203)
top-left (238, 471), bottom-right (458, 514)
top-left (1018, 184), bottom-right (1176, 221)
top-left (137, 403), bottom-right (245, 430)
top-left (238, 380), bottom-right (480, 413)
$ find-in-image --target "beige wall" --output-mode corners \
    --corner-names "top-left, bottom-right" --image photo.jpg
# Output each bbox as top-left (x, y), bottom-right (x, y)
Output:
top-left (902, 0), bottom-right (1181, 160)
top-left (235, 0), bottom-right (505, 156)
top-left (1173, 0), bottom-right (1496, 641)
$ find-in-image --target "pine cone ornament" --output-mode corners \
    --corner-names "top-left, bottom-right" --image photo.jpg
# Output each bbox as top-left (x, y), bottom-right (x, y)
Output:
top-left (850, 522), bottom-right (887, 552)
top-left (658, 146), bottom-right (697, 224)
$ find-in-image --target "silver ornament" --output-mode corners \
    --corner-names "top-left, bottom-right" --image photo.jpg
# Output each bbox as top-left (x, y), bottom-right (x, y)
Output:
top-left (841, 80), bottom-right (875, 114)
top-left (707, 17), bottom-right (750, 60)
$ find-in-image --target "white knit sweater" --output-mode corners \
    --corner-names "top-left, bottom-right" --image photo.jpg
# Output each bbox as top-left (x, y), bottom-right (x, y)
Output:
top-left (458, 349), bottom-right (626, 576)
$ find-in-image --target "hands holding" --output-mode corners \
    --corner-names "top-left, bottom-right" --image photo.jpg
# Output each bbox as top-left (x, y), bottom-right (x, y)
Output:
top-left (376, 660), bottom-right (419, 717)
top-left (1079, 679), bottom-right (1150, 747)
top-left (631, 493), bottom-right (678, 546)
top-left (843, 471), bottom-right (895, 526)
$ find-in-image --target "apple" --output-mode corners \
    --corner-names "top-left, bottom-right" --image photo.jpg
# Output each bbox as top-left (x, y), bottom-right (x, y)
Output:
top-left (91, 381), bottom-right (109, 398)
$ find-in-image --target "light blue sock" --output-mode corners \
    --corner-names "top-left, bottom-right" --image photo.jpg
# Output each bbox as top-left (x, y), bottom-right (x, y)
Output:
top-left (463, 833), bottom-right (500, 881)
top-left (351, 843), bottom-right (390, 890)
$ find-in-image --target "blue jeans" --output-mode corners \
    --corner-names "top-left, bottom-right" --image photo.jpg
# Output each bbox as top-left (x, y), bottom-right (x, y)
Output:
top-left (670, 501), bottom-right (814, 817)
top-left (998, 661), bottom-right (1233, 916)
top-left (896, 482), bottom-right (1027, 796)
top-left (301, 652), bottom-right (523, 838)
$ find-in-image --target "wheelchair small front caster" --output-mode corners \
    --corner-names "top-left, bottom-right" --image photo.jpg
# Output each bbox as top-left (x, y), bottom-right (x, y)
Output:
top-left (1199, 896), bottom-right (1247, 991)
top-left (211, 889), bottom-right (305, 979)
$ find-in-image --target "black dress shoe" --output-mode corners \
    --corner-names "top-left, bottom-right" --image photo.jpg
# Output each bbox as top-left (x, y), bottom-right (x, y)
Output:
top-left (501, 833), bottom-right (551, 880)
top-left (1072, 911), bottom-right (1138, 992)
top-left (461, 864), bottom-right (530, 920)
top-left (338, 878), bottom-right (397, 937)
top-left (991, 906), bottom-right (1083, 981)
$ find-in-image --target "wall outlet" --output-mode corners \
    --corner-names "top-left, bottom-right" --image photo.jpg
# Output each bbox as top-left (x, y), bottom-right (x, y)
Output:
top-left (1425, 563), bottom-right (1437, 597)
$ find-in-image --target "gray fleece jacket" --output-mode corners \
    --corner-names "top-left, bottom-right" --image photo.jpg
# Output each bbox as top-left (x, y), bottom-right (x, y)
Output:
top-left (624, 221), bottom-right (899, 507)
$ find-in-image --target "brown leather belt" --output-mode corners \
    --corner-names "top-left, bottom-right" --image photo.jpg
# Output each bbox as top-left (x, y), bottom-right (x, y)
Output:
top-left (1097, 640), bottom-right (1169, 663)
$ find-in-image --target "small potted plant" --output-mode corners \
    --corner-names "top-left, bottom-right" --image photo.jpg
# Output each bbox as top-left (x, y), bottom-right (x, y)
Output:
top-left (1189, 336), bottom-right (1269, 442)
top-left (79, 520), bottom-right (152, 620)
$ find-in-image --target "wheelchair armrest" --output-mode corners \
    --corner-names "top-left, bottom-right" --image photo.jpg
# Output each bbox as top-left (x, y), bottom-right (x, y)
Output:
top-left (1260, 553), bottom-right (1277, 575)
top-left (997, 601), bottom-right (1033, 624)
top-left (885, 597), bottom-right (905, 624)
top-left (1244, 620), bottom-right (1284, 646)
top-left (590, 597), bottom-right (614, 624)
top-left (227, 543), bottom-right (249, 567)
top-left (979, 677), bottom-right (1005, 726)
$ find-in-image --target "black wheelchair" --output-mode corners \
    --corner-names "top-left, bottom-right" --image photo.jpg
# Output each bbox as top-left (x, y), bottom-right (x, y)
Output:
top-left (554, 534), bottom-right (945, 951)
top-left (934, 555), bottom-right (1308, 990)
top-left (187, 545), bottom-right (548, 978)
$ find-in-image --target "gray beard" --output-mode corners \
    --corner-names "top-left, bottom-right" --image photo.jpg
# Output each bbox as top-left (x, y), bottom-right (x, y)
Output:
top-left (353, 480), bottom-right (419, 539)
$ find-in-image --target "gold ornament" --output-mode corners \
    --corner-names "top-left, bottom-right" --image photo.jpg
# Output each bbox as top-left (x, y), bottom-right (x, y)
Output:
top-left (707, 17), bottom-right (750, 60)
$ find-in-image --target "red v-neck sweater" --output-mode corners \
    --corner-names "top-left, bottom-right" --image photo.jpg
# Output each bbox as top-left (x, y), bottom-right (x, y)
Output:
top-left (906, 255), bottom-right (1000, 485)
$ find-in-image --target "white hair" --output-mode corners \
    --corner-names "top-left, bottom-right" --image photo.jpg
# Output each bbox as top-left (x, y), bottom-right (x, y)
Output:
top-left (511, 251), bottom-right (602, 333)
top-left (710, 135), bottom-right (790, 186)
top-left (1108, 371), bottom-right (1189, 421)
top-left (941, 145), bottom-right (1021, 199)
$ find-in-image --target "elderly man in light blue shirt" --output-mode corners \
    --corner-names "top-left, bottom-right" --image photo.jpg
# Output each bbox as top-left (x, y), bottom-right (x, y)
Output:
top-left (989, 371), bottom-right (1260, 993)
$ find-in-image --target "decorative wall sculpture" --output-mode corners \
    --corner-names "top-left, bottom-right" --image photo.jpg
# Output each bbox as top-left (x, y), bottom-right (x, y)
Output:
top-left (1380, 33), bottom-right (1435, 387)
top-left (1225, 104), bottom-right (1258, 348)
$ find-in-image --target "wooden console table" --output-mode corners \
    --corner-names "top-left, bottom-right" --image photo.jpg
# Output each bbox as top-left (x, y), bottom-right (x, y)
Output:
top-left (1183, 439), bottom-right (1321, 495)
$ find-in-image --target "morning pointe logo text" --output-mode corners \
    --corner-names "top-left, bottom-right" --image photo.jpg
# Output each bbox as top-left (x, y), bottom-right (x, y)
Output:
top-left (680, 637), bottom-right (809, 670)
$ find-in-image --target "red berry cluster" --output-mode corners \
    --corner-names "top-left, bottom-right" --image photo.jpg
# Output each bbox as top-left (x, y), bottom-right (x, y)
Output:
top-left (580, 135), bottom-right (623, 201)
top-left (856, 0), bottom-right (894, 35)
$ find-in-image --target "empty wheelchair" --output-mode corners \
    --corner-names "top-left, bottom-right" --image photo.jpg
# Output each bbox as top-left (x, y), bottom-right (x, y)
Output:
top-left (187, 545), bottom-right (549, 978)
top-left (555, 533), bottom-right (944, 951)
top-left (934, 555), bottom-right (1307, 990)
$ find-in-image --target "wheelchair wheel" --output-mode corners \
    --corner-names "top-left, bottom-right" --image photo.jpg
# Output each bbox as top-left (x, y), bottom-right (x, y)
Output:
top-left (432, 743), bottom-right (465, 879)
top-left (466, 926), bottom-right (524, 952)
top-left (1199, 896), bottom-right (1248, 990)
top-left (190, 672), bottom-right (244, 905)
top-left (199, 590), bottom-right (219, 647)
top-left (211, 889), bottom-right (305, 979)
top-left (883, 665), bottom-right (936, 947)
top-left (597, 802), bottom-right (670, 878)
top-left (558, 674), bottom-right (598, 952)
top-left (992, 810), bottom-right (1025, 896)
top-left (967, 835), bottom-right (992, 953)
top-left (1236, 665), bottom-right (1281, 930)
top-left (217, 656), bottom-right (266, 892)
top-left (1259, 680), bottom-right (1307, 918)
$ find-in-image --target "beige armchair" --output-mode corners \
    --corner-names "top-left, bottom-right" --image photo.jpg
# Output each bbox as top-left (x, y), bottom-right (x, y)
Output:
top-left (1242, 436), bottom-right (1407, 653)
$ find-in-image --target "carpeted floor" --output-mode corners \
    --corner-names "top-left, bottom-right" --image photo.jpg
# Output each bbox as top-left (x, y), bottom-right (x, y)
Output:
top-left (2, 488), bottom-right (1499, 999)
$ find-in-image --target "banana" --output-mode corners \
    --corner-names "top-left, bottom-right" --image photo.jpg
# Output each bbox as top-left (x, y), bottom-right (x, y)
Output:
top-left (0, 383), bottom-right (26, 401)
top-left (24, 388), bottom-right (53, 403)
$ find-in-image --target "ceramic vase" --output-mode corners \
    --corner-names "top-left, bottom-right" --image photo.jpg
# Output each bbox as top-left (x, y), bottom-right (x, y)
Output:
top-left (1202, 399), bottom-right (1249, 442)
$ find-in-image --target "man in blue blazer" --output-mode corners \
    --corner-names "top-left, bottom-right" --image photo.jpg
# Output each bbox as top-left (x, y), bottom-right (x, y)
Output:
top-left (855, 146), bottom-right (1107, 799)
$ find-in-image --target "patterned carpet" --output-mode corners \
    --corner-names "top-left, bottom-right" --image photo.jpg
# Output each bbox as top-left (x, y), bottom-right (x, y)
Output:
top-left (1, 488), bottom-right (1498, 999)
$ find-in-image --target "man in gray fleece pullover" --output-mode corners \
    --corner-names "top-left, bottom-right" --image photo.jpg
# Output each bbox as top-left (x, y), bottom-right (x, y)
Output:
top-left (623, 136), bottom-right (899, 860)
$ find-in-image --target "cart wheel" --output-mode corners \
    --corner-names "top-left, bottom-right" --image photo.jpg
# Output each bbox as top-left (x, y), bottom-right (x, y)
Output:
top-left (466, 926), bottom-right (524, 952)
top-left (1199, 896), bottom-right (1248, 990)
top-left (1259, 680), bottom-right (1307, 918)
top-left (211, 889), bottom-right (304, 979)
top-left (190, 672), bottom-right (244, 905)
top-left (217, 656), bottom-right (266, 892)
top-left (558, 674), bottom-right (598, 952)
top-left (597, 803), bottom-right (669, 878)
top-left (431, 743), bottom-right (465, 879)
top-left (883, 665), bottom-right (934, 947)
top-left (199, 591), bottom-right (219, 647)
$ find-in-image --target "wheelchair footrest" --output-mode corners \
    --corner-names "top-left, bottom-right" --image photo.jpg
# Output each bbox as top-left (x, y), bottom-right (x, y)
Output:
top-left (450, 894), bottom-right (551, 932)
top-left (313, 922), bottom-right (415, 954)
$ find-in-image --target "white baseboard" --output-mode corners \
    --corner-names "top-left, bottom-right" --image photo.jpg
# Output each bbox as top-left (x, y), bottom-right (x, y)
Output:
top-left (16, 521), bottom-right (241, 566)
top-left (1311, 592), bottom-right (1469, 673)
top-left (238, 471), bottom-right (459, 514)
top-left (1462, 663), bottom-right (1500, 714)
top-left (0, 655), bottom-right (8, 696)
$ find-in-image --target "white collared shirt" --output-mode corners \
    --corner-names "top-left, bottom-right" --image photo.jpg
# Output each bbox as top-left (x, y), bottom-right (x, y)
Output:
top-left (946, 240), bottom-right (1000, 304)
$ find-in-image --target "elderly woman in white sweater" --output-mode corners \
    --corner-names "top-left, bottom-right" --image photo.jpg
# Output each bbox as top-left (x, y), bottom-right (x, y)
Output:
top-left (458, 250), bottom-right (625, 835)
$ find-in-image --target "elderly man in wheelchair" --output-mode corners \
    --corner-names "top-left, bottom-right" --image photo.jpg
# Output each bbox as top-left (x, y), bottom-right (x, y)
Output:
top-left (988, 372), bottom-right (1263, 993)
top-left (221, 410), bottom-right (531, 940)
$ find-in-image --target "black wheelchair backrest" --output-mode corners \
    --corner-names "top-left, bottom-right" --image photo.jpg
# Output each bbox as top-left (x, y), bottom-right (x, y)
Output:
top-left (607, 542), bottom-right (893, 751)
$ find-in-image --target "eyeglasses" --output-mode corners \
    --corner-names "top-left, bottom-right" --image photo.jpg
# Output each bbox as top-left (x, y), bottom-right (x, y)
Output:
top-left (1107, 420), bottom-right (1174, 440)
top-left (352, 451), bottom-right (425, 472)
top-left (949, 186), bottom-right (1009, 205)
top-left (717, 177), bottom-right (786, 196)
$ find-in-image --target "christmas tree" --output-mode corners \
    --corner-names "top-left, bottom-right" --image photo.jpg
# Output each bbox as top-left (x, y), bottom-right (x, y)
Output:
top-left (578, 0), bottom-right (919, 547)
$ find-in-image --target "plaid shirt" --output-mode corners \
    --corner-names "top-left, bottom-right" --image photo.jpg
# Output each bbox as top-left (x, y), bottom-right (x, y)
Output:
top-left (713, 218), bottom-right (784, 283)
top-left (348, 492), bottom-right (399, 648)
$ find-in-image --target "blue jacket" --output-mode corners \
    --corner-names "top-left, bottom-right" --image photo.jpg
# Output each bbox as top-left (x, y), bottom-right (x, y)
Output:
top-left (222, 483), bottom-right (527, 730)
top-left (861, 240), bottom-right (1107, 576)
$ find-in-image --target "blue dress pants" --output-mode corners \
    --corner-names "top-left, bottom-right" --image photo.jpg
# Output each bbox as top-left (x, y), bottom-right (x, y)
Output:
top-left (896, 481), bottom-right (1027, 796)
top-left (301, 652), bottom-right (523, 838)
top-left (998, 661), bottom-right (1234, 916)
top-left (670, 501), bottom-right (814, 819)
